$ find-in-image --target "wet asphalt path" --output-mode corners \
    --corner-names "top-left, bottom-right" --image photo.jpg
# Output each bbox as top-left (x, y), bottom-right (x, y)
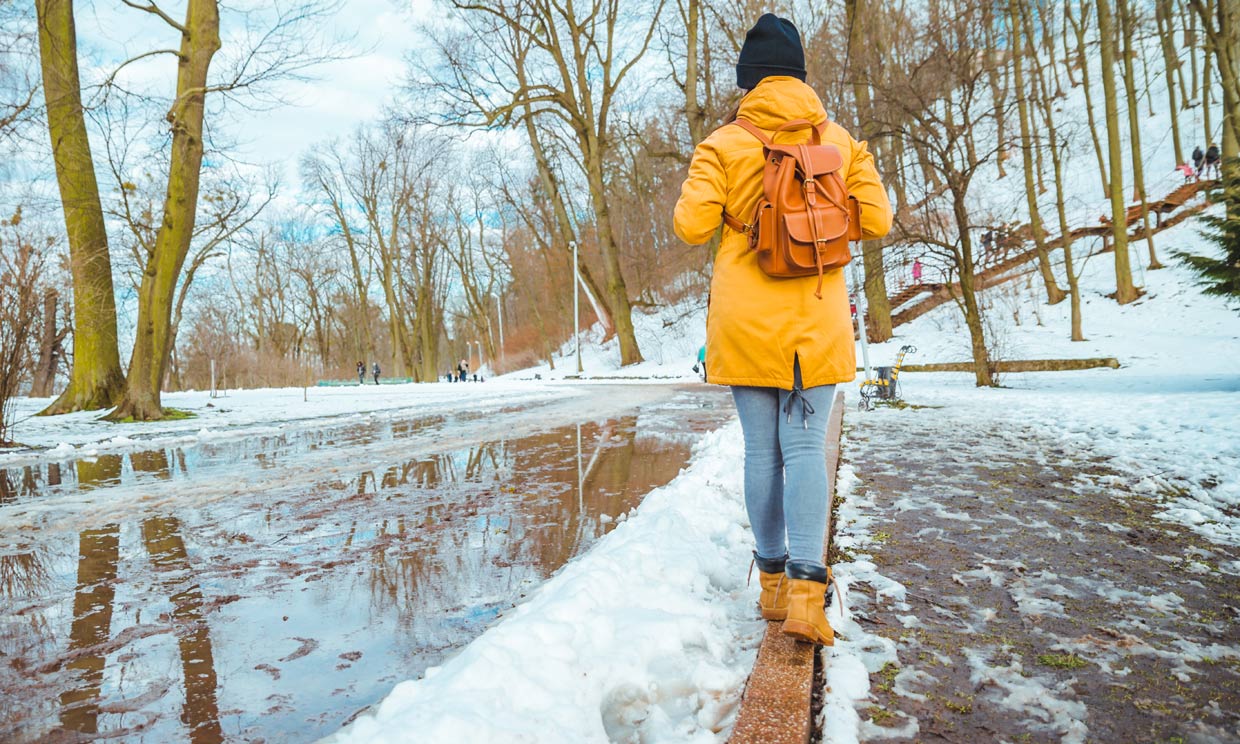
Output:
top-left (0, 384), bottom-right (735, 743)
top-left (839, 405), bottom-right (1240, 743)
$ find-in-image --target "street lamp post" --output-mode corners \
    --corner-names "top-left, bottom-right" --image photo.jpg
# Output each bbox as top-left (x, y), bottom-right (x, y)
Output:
top-left (850, 258), bottom-right (874, 383)
top-left (496, 291), bottom-right (505, 369)
top-left (571, 240), bottom-right (582, 374)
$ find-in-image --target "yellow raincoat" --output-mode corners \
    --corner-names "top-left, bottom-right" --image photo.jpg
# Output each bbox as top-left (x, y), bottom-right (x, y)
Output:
top-left (674, 77), bottom-right (892, 389)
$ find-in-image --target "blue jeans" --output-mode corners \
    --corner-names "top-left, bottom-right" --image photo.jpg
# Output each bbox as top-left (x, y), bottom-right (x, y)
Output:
top-left (731, 382), bottom-right (836, 568)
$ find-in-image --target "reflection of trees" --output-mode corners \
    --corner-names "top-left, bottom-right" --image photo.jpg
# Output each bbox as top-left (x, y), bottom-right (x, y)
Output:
top-left (58, 526), bottom-right (119, 735)
top-left (75, 456), bottom-right (122, 491)
top-left (130, 448), bottom-right (172, 479)
top-left (0, 549), bottom-right (51, 598)
top-left (355, 417), bottom-right (687, 655)
top-left (141, 516), bottom-right (223, 744)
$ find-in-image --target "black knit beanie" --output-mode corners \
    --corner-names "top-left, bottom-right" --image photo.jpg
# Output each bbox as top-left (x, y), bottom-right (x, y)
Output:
top-left (736, 14), bottom-right (806, 89)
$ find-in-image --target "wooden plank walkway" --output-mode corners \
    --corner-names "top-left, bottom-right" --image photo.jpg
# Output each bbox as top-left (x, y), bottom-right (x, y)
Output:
top-left (729, 390), bottom-right (846, 744)
top-left (889, 180), bottom-right (1216, 329)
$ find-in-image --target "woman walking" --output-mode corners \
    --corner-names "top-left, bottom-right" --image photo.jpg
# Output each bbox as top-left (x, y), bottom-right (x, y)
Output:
top-left (674, 13), bottom-right (891, 645)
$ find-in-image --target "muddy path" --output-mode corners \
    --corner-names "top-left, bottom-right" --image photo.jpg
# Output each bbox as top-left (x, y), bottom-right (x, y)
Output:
top-left (0, 385), bottom-right (734, 743)
top-left (838, 406), bottom-right (1240, 743)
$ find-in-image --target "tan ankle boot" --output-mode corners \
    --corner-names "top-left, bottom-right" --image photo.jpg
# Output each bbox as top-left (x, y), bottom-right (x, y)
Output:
top-left (751, 552), bottom-right (790, 620)
top-left (781, 561), bottom-right (834, 646)
top-left (758, 570), bottom-right (790, 620)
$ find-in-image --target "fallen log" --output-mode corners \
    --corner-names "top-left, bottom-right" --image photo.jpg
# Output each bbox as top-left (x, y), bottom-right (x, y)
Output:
top-left (880, 357), bottom-right (1120, 373)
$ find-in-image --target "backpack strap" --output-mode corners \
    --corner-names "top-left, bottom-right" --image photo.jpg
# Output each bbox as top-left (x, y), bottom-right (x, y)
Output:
top-left (719, 118), bottom-right (831, 235)
top-left (722, 211), bottom-right (749, 233)
top-left (732, 118), bottom-right (774, 146)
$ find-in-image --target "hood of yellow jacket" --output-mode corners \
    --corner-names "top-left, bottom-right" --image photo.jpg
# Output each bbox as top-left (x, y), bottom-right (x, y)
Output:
top-left (736, 76), bottom-right (829, 129)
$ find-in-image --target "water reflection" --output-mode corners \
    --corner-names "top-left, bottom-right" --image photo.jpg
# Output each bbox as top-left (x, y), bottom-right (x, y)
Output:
top-left (58, 526), bottom-right (119, 735)
top-left (141, 516), bottom-right (223, 744)
top-left (0, 388), bottom-right (734, 742)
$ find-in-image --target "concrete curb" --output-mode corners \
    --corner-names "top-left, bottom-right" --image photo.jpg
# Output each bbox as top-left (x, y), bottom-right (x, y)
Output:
top-left (729, 389), bottom-right (846, 744)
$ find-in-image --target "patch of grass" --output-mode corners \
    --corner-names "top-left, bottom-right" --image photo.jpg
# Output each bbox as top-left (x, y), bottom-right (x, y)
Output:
top-left (1037, 652), bottom-right (1089, 670)
top-left (867, 706), bottom-right (895, 725)
top-left (874, 662), bottom-right (899, 694)
top-left (944, 697), bottom-right (973, 715)
top-left (110, 407), bottom-right (198, 424)
top-left (872, 530), bottom-right (893, 543)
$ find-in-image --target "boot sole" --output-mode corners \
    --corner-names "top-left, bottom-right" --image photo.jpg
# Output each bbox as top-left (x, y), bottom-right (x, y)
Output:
top-left (782, 619), bottom-right (834, 646)
top-left (760, 607), bottom-right (788, 621)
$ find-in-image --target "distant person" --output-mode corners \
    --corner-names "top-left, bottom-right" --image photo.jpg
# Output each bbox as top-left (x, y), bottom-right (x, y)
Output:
top-left (911, 258), bottom-right (923, 285)
top-left (696, 344), bottom-right (707, 380)
top-left (356, 360), bottom-right (365, 385)
top-left (674, 13), bottom-right (892, 648)
top-left (1177, 163), bottom-right (1196, 183)
top-left (981, 229), bottom-right (994, 252)
top-left (472, 373), bottom-right (479, 382)
top-left (1204, 143), bottom-right (1221, 179)
top-left (1192, 145), bottom-right (1205, 178)
top-left (372, 362), bottom-right (381, 385)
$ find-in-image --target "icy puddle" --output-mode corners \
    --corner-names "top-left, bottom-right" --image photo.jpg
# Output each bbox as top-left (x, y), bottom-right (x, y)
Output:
top-left (838, 405), bottom-right (1240, 743)
top-left (0, 385), bottom-right (734, 743)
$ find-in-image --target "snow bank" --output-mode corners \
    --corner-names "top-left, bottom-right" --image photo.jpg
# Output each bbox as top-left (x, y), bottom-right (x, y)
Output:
top-left (328, 423), bottom-right (761, 744)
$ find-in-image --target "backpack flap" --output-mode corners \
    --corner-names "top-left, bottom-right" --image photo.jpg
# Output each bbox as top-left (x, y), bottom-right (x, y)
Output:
top-left (766, 142), bottom-right (844, 178)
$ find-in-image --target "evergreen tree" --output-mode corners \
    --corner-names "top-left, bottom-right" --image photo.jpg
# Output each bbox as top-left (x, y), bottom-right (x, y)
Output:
top-left (1175, 158), bottom-right (1240, 307)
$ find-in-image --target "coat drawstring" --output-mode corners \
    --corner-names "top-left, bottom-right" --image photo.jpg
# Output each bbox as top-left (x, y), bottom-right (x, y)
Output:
top-left (783, 354), bottom-right (815, 429)
top-left (784, 389), bottom-right (815, 429)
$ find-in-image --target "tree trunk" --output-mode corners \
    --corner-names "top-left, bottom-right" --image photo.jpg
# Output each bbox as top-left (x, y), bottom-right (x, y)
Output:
top-left (1040, 72), bottom-right (1086, 340)
top-left (1071, 3), bottom-right (1111, 198)
top-left (584, 148), bottom-right (643, 366)
top-left (520, 110), bottom-right (615, 339)
top-left (108, 0), bottom-right (221, 421)
top-left (34, 0), bottom-right (124, 415)
top-left (1012, 0), bottom-right (1066, 304)
top-left (31, 290), bottom-right (63, 397)
top-left (1096, 0), bottom-right (1138, 304)
top-left (1204, 5), bottom-right (1213, 149)
top-left (1157, 0), bottom-right (1186, 166)
top-left (1187, 1), bottom-right (1199, 101)
top-left (683, 0), bottom-right (706, 147)
top-left (953, 197), bottom-right (993, 387)
top-left (1119, 0), bottom-right (1163, 269)
top-left (1194, 0), bottom-right (1239, 161)
top-left (846, 0), bottom-right (892, 341)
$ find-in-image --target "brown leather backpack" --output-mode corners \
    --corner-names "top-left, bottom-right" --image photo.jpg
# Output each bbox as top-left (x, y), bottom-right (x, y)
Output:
top-left (722, 118), bottom-right (862, 299)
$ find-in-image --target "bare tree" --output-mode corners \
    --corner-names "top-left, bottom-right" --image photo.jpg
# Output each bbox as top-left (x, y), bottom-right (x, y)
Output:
top-left (73, 0), bottom-right (348, 420)
top-left (0, 0), bottom-right (38, 146)
top-left (420, 0), bottom-right (668, 367)
top-left (0, 209), bottom-right (48, 444)
top-left (34, 0), bottom-right (126, 414)
top-left (1095, 0), bottom-right (1139, 304)
top-left (1010, 0), bottom-right (1066, 305)
top-left (873, 0), bottom-right (1010, 387)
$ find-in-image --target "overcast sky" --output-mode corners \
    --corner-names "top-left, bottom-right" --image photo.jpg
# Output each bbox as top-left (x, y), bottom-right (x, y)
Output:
top-left (64, 0), bottom-right (432, 190)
